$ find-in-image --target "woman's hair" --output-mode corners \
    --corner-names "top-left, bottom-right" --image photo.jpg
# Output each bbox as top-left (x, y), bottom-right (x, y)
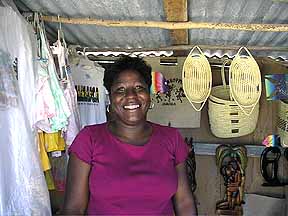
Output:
top-left (103, 56), bottom-right (152, 93)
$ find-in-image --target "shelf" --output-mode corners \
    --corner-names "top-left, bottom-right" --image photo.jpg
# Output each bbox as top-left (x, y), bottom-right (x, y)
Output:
top-left (194, 143), bottom-right (265, 157)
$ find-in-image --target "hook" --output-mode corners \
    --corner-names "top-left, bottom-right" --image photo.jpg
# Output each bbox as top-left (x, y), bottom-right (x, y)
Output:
top-left (83, 47), bottom-right (87, 57)
top-left (57, 15), bottom-right (62, 41)
top-left (57, 14), bottom-right (62, 31)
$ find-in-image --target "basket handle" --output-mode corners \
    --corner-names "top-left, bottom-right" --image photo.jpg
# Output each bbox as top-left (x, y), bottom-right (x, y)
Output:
top-left (236, 46), bottom-right (253, 58)
top-left (187, 46), bottom-right (204, 57)
top-left (221, 59), bottom-right (231, 88)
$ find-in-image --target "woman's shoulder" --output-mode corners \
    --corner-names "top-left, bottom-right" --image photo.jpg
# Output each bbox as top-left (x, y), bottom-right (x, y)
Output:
top-left (150, 122), bottom-right (179, 136)
top-left (79, 122), bottom-right (107, 136)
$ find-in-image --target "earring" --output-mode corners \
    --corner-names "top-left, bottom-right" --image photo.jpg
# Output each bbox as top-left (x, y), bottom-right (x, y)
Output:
top-left (149, 102), bottom-right (155, 109)
top-left (106, 106), bottom-right (110, 113)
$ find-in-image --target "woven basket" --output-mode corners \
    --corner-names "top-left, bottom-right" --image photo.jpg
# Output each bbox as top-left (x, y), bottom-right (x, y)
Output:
top-left (182, 46), bottom-right (212, 111)
top-left (229, 47), bottom-right (262, 116)
top-left (208, 61), bottom-right (259, 138)
top-left (278, 100), bottom-right (288, 147)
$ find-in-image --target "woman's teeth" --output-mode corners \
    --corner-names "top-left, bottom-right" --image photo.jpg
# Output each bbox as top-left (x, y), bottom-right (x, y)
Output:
top-left (124, 104), bottom-right (140, 110)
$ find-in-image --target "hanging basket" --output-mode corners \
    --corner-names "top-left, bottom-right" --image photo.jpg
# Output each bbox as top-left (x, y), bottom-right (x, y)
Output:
top-left (182, 46), bottom-right (212, 111)
top-left (229, 47), bottom-right (262, 116)
top-left (277, 100), bottom-right (288, 147)
top-left (208, 60), bottom-right (259, 138)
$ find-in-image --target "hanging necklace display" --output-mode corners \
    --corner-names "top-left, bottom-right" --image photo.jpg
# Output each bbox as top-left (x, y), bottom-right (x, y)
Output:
top-left (260, 147), bottom-right (283, 186)
top-left (277, 100), bottom-right (288, 147)
top-left (284, 148), bottom-right (288, 161)
top-left (182, 46), bottom-right (212, 111)
top-left (229, 47), bottom-right (261, 116)
top-left (185, 137), bottom-right (197, 192)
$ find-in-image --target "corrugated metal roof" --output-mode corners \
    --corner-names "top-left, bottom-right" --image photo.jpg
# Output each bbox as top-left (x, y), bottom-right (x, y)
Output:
top-left (188, 0), bottom-right (288, 59)
top-left (13, 0), bottom-right (288, 59)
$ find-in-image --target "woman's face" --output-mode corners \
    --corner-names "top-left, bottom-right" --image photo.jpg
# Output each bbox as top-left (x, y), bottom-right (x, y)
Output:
top-left (110, 69), bottom-right (151, 126)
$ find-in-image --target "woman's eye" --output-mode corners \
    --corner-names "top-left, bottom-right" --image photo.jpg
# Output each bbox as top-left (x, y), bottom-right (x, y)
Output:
top-left (135, 85), bottom-right (145, 91)
top-left (115, 87), bottom-right (125, 93)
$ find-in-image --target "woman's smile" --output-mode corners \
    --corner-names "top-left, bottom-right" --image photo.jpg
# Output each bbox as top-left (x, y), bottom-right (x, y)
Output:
top-left (123, 104), bottom-right (141, 110)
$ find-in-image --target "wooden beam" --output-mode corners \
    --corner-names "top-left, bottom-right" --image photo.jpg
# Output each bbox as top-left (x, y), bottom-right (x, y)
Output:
top-left (163, 0), bottom-right (188, 45)
top-left (41, 15), bottom-right (288, 32)
top-left (76, 44), bottom-right (288, 53)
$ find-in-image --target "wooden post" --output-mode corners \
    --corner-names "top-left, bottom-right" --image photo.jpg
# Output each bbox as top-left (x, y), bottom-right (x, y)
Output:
top-left (164, 0), bottom-right (188, 45)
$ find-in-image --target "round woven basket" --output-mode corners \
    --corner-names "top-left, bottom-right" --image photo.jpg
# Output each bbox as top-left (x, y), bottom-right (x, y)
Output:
top-left (208, 61), bottom-right (259, 138)
top-left (182, 46), bottom-right (212, 111)
top-left (277, 100), bottom-right (288, 147)
top-left (229, 47), bottom-right (261, 116)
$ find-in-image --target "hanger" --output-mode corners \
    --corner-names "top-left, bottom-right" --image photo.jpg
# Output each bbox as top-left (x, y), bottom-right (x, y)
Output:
top-left (78, 47), bottom-right (95, 69)
top-left (55, 14), bottom-right (69, 83)
top-left (57, 15), bottom-right (68, 48)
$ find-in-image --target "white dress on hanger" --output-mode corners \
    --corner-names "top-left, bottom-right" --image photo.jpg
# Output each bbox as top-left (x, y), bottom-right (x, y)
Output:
top-left (0, 6), bottom-right (51, 216)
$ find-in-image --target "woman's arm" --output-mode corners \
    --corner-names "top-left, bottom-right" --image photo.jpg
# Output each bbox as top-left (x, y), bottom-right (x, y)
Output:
top-left (61, 153), bottom-right (91, 215)
top-left (173, 162), bottom-right (197, 216)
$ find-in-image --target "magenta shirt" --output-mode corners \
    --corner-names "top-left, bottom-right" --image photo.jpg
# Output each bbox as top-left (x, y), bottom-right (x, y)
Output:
top-left (69, 122), bottom-right (188, 215)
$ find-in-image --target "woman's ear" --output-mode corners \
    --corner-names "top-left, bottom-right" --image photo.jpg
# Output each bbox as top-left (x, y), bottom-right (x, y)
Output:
top-left (149, 101), bottom-right (155, 110)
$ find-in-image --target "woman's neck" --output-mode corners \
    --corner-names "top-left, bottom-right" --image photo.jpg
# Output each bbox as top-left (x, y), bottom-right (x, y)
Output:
top-left (108, 120), bottom-right (152, 145)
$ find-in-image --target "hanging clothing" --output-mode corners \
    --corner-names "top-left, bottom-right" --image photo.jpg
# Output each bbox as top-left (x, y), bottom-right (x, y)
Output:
top-left (33, 14), bottom-right (71, 133)
top-left (51, 30), bottom-right (68, 81)
top-left (51, 32), bottom-right (80, 146)
top-left (0, 48), bottom-right (51, 215)
top-left (71, 57), bottom-right (108, 128)
top-left (0, 4), bottom-right (37, 128)
top-left (34, 62), bottom-right (57, 127)
top-left (62, 74), bottom-right (81, 145)
top-left (44, 170), bottom-right (56, 190)
top-left (38, 131), bottom-right (66, 153)
top-left (0, 4), bottom-right (51, 215)
top-left (49, 153), bottom-right (68, 191)
top-left (38, 132), bottom-right (51, 171)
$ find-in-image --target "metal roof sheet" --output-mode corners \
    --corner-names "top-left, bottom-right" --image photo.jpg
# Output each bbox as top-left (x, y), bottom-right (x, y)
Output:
top-left (12, 0), bottom-right (288, 59)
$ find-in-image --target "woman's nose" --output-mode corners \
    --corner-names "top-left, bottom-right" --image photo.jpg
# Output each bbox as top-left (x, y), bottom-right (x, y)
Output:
top-left (125, 88), bottom-right (137, 98)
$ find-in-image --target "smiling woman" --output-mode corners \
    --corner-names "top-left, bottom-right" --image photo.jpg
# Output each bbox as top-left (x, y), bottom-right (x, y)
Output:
top-left (106, 57), bottom-right (152, 133)
top-left (62, 56), bottom-right (197, 215)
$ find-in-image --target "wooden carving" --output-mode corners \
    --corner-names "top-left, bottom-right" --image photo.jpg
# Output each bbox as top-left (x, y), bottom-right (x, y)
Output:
top-left (215, 145), bottom-right (248, 216)
top-left (185, 137), bottom-right (197, 192)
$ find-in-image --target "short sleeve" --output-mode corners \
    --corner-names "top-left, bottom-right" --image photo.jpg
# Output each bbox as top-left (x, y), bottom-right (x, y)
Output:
top-left (68, 126), bottom-right (93, 165)
top-left (174, 129), bottom-right (188, 165)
